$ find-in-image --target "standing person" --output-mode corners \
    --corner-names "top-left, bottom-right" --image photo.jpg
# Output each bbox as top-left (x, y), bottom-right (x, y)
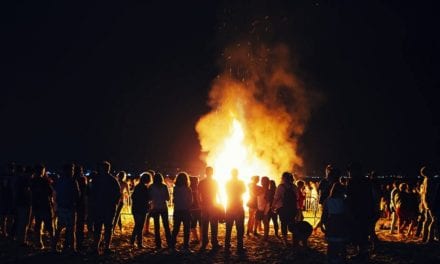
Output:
top-left (86, 171), bottom-right (97, 238)
top-left (73, 164), bottom-right (87, 252)
top-left (389, 181), bottom-right (400, 234)
top-left (321, 182), bottom-right (351, 264)
top-left (296, 180), bottom-right (307, 222)
top-left (266, 180), bottom-right (279, 238)
top-left (189, 176), bottom-right (201, 244)
top-left (420, 166), bottom-right (440, 244)
top-left (198, 166), bottom-right (222, 251)
top-left (224, 168), bottom-right (246, 253)
top-left (53, 163), bottom-right (80, 253)
top-left (257, 176), bottom-right (270, 241)
top-left (149, 173), bottom-right (172, 251)
top-left (273, 172), bottom-right (298, 247)
top-left (91, 161), bottom-right (121, 254)
top-left (143, 170), bottom-right (155, 236)
top-left (246, 176), bottom-right (260, 236)
top-left (130, 173), bottom-right (151, 249)
top-left (30, 164), bottom-right (55, 249)
top-left (14, 165), bottom-right (33, 246)
top-left (314, 165), bottom-right (335, 231)
top-left (346, 162), bottom-right (374, 261)
top-left (113, 171), bottom-right (129, 234)
top-left (171, 172), bottom-right (193, 252)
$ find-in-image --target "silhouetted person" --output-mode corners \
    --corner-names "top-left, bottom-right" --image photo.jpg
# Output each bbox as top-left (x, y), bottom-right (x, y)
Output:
top-left (346, 162), bottom-right (374, 261)
top-left (171, 172), bottom-right (193, 252)
top-left (86, 171), bottom-right (98, 238)
top-left (30, 164), bottom-right (54, 249)
top-left (389, 181), bottom-right (400, 234)
top-left (224, 168), bottom-right (246, 253)
top-left (296, 180), bottom-right (306, 222)
top-left (315, 164), bottom-right (336, 231)
top-left (256, 176), bottom-right (270, 239)
top-left (273, 172), bottom-right (298, 247)
top-left (198, 166), bottom-right (222, 251)
top-left (420, 166), bottom-right (440, 244)
top-left (53, 163), bottom-right (80, 252)
top-left (113, 171), bottom-right (129, 234)
top-left (91, 161), bottom-right (121, 254)
top-left (246, 175), bottom-right (260, 236)
top-left (14, 165), bottom-right (32, 246)
top-left (267, 180), bottom-right (279, 238)
top-left (73, 164), bottom-right (87, 251)
top-left (149, 172), bottom-right (172, 250)
top-left (130, 172), bottom-right (151, 249)
top-left (321, 182), bottom-right (350, 264)
top-left (189, 176), bottom-right (201, 244)
top-left (0, 162), bottom-right (17, 238)
top-left (143, 169), bottom-right (155, 236)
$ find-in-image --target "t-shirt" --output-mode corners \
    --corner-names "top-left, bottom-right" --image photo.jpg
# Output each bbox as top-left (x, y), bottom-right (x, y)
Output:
top-left (149, 183), bottom-right (170, 210)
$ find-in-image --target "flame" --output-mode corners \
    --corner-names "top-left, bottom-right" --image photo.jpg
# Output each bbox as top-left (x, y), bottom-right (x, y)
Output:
top-left (196, 43), bottom-right (310, 209)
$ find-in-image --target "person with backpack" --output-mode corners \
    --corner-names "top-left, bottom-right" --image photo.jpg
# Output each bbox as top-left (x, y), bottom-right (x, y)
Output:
top-left (273, 172), bottom-right (298, 247)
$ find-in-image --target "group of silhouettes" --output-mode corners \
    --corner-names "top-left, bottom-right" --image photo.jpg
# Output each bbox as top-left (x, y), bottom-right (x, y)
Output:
top-left (1, 161), bottom-right (439, 263)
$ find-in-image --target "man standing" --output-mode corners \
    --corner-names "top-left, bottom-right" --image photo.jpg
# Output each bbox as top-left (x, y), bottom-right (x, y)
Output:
top-left (225, 168), bottom-right (246, 253)
top-left (198, 166), bottom-right (222, 251)
top-left (91, 161), bottom-right (120, 254)
top-left (73, 164), bottom-right (87, 251)
top-left (420, 166), bottom-right (440, 244)
top-left (30, 164), bottom-right (55, 249)
top-left (53, 163), bottom-right (80, 252)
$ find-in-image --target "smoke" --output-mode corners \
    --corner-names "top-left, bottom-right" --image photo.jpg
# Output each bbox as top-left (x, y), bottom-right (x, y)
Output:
top-left (196, 41), bottom-right (311, 179)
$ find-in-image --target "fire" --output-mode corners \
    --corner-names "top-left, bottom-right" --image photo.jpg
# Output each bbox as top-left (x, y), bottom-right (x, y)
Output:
top-left (208, 117), bottom-right (274, 208)
top-left (196, 43), bottom-right (310, 209)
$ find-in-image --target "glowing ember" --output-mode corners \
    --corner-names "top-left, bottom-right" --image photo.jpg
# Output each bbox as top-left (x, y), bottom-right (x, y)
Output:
top-left (196, 43), bottom-right (311, 209)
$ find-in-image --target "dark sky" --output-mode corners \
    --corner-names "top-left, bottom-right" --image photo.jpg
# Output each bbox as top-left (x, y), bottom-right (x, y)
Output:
top-left (4, 1), bottom-right (439, 175)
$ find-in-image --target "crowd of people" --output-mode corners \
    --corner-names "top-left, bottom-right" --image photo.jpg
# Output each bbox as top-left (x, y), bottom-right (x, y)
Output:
top-left (0, 161), bottom-right (439, 263)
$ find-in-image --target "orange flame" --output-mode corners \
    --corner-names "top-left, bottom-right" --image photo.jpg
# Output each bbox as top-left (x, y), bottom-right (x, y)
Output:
top-left (196, 43), bottom-right (310, 208)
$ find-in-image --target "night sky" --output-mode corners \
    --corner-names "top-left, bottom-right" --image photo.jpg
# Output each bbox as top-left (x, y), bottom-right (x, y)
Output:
top-left (4, 1), bottom-right (439, 176)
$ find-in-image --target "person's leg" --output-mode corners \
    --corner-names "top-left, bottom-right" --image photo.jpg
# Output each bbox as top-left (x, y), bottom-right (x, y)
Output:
top-left (103, 211), bottom-right (115, 251)
top-left (422, 209), bottom-right (433, 243)
top-left (237, 210), bottom-right (245, 250)
top-left (137, 213), bottom-right (146, 246)
top-left (225, 214), bottom-right (233, 250)
top-left (152, 211), bottom-right (162, 248)
top-left (161, 210), bottom-right (172, 248)
top-left (183, 211), bottom-right (191, 249)
top-left (272, 212), bottom-right (280, 237)
top-left (34, 214), bottom-right (43, 248)
top-left (415, 210), bottom-right (425, 237)
top-left (171, 210), bottom-right (182, 249)
top-left (112, 202), bottom-right (123, 233)
top-left (390, 211), bottom-right (397, 234)
top-left (130, 214), bottom-right (139, 245)
top-left (263, 213), bottom-right (270, 240)
top-left (76, 208), bottom-right (85, 250)
top-left (200, 211), bottom-right (209, 248)
top-left (93, 219), bottom-right (103, 251)
top-left (211, 214), bottom-right (219, 246)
